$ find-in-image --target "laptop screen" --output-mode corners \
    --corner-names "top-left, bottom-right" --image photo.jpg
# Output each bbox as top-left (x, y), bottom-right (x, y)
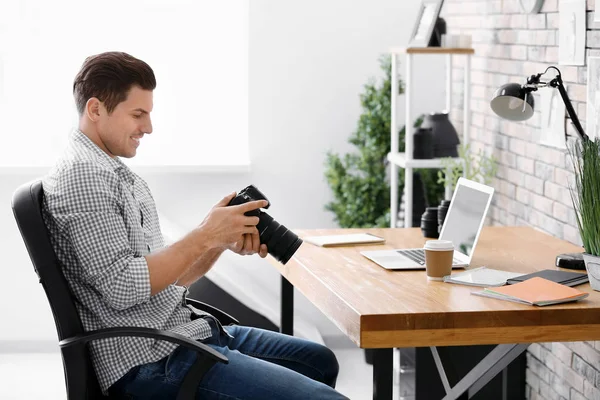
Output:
top-left (439, 181), bottom-right (493, 259)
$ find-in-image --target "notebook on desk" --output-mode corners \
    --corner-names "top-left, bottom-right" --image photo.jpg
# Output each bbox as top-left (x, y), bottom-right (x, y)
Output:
top-left (506, 269), bottom-right (589, 287)
top-left (443, 267), bottom-right (526, 287)
top-left (304, 233), bottom-right (385, 247)
top-left (472, 277), bottom-right (589, 306)
top-left (361, 178), bottom-right (494, 270)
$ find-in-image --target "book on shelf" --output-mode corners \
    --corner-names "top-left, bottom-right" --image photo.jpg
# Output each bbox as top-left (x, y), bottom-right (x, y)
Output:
top-left (506, 269), bottom-right (588, 287)
top-left (471, 277), bottom-right (589, 306)
top-left (443, 267), bottom-right (526, 287)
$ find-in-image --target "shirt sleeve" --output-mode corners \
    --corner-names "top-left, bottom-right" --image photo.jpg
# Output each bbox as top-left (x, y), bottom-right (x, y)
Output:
top-left (48, 162), bottom-right (151, 311)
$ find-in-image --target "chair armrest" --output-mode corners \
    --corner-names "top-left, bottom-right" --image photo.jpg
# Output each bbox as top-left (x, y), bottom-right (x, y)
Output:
top-left (185, 298), bottom-right (239, 326)
top-left (58, 327), bottom-right (228, 364)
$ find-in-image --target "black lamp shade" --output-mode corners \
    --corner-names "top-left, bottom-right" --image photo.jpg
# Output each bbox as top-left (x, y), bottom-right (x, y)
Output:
top-left (490, 83), bottom-right (535, 121)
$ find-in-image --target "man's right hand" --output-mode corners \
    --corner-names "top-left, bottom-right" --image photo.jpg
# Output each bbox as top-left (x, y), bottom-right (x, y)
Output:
top-left (198, 192), bottom-right (268, 250)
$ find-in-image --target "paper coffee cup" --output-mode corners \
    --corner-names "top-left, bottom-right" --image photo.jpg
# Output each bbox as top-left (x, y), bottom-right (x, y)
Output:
top-left (423, 240), bottom-right (454, 281)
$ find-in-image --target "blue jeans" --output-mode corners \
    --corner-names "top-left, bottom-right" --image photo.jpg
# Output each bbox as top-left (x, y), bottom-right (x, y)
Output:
top-left (109, 319), bottom-right (348, 399)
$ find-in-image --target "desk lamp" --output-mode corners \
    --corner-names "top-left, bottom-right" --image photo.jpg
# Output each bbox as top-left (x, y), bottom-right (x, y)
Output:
top-left (490, 66), bottom-right (588, 270)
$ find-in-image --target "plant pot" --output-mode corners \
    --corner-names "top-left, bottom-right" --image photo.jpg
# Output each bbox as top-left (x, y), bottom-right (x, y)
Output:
top-left (582, 253), bottom-right (600, 291)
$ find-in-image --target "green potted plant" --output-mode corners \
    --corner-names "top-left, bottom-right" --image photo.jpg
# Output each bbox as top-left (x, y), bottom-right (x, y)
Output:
top-left (436, 143), bottom-right (498, 198)
top-left (324, 55), bottom-right (444, 228)
top-left (570, 138), bottom-right (600, 291)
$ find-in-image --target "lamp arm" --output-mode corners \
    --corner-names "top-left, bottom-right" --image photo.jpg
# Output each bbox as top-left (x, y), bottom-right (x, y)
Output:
top-left (550, 75), bottom-right (589, 142)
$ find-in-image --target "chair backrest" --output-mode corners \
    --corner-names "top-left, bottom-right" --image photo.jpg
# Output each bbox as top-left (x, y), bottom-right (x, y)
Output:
top-left (12, 180), bottom-right (103, 398)
top-left (12, 180), bottom-right (83, 339)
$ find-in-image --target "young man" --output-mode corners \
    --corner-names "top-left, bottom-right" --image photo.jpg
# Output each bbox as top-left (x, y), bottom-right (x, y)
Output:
top-left (42, 51), bottom-right (347, 399)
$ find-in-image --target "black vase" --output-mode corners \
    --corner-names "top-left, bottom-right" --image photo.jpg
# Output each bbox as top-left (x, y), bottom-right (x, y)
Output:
top-left (413, 127), bottom-right (434, 159)
top-left (421, 112), bottom-right (460, 158)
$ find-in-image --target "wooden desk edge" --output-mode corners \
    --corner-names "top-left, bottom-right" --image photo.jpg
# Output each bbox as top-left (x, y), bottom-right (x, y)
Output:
top-left (359, 324), bottom-right (600, 348)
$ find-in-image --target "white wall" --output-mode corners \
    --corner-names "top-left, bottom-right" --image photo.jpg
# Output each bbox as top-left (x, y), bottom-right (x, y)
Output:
top-left (0, 0), bottom-right (445, 344)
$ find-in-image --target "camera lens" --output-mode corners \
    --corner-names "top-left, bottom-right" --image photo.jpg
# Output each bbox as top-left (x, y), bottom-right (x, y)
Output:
top-left (279, 234), bottom-right (303, 265)
top-left (256, 212), bottom-right (274, 238)
top-left (421, 207), bottom-right (439, 239)
top-left (269, 225), bottom-right (303, 264)
top-left (438, 200), bottom-right (451, 232)
top-left (261, 217), bottom-right (303, 264)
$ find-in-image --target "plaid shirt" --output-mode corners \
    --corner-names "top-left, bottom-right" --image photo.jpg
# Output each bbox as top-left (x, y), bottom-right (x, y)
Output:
top-left (42, 129), bottom-right (213, 392)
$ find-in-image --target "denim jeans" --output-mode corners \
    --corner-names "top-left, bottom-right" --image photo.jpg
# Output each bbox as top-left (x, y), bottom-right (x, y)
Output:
top-left (109, 318), bottom-right (349, 399)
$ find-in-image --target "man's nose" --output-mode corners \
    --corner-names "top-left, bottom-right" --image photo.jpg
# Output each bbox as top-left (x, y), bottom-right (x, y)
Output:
top-left (143, 119), bottom-right (153, 134)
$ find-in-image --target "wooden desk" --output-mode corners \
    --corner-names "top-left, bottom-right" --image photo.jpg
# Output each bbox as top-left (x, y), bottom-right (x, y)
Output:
top-left (267, 227), bottom-right (600, 399)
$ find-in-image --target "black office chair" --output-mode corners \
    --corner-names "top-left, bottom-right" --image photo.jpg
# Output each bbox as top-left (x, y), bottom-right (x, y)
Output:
top-left (11, 180), bottom-right (239, 399)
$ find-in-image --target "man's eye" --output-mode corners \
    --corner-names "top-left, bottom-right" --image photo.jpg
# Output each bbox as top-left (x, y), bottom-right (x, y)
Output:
top-left (133, 114), bottom-right (142, 119)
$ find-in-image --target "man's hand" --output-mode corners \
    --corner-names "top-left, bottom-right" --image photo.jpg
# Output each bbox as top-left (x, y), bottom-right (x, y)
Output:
top-left (229, 233), bottom-right (269, 258)
top-left (198, 192), bottom-right (268, 251)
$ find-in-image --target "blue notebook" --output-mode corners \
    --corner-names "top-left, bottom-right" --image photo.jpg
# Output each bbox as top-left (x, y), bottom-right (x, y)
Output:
top-left (506, 269), bottom-right (588, 287)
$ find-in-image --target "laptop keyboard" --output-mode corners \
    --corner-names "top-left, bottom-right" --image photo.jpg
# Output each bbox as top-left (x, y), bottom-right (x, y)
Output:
top-left (398, 249), bottom-right (426, 264)
top-left (397, 249), bottom-right (462, 265)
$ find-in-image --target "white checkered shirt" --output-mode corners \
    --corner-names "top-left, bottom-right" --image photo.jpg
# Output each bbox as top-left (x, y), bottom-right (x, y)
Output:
top-left (42, 129), bottom-right (213, 393)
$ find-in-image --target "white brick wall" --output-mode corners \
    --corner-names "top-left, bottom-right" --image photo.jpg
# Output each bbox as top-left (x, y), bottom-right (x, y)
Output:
top-left (444, 0), bottom-right (599, 398)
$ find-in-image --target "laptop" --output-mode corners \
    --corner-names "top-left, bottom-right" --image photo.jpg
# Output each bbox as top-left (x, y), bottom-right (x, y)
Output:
top-left (361, 177), bottom-right (494, 270)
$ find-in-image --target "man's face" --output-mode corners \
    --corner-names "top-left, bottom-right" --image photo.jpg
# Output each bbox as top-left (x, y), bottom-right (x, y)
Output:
top-left (96, 86), bottom-right (153, 158)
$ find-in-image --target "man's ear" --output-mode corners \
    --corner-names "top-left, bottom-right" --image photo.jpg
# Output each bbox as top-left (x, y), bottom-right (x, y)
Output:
top-left (85, 98), bottom-right (102, 122)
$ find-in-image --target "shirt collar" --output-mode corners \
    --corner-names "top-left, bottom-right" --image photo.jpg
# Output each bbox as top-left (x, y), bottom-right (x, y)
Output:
top-left (70, 129), bottom-right (136, 186)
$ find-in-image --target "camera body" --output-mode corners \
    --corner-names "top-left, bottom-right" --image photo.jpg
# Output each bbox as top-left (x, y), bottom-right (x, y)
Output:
top-left (228, 185), bottom-right (302, 264)
top-left (228, 185), bottom-right (271, 215)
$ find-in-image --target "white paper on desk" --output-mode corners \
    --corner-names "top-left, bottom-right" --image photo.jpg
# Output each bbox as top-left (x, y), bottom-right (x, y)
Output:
top-left (304, 233), bottom-right (385, 247)
top-left (443, 267), bottom-right (526, 287)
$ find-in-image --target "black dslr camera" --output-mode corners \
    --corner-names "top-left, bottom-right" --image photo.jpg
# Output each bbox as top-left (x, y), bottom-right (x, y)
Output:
top-left (228, 185), bottom-right (303, 264)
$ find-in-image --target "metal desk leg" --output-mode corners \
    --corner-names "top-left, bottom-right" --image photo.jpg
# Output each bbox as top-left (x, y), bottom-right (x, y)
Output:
top-left (430, 343), bottom-right (530, 400)
top-left (280, 276), bottom-right (294, 335)
top-left (373, 348), bottom-right (393, 400)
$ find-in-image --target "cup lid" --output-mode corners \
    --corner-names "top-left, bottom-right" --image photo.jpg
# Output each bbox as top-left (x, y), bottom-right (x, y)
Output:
top-left (424, 240), bottom-right (454, 251)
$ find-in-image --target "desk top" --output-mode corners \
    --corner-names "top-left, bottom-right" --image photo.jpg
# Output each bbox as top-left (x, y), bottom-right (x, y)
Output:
top-left (267, 227), bottom-right (600, 348)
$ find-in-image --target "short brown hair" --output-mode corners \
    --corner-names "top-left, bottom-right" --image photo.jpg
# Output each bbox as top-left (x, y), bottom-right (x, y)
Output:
top-left (73, 51), bottom-right (156, 115)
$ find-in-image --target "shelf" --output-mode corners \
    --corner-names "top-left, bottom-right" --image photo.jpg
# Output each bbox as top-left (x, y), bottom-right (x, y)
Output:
top-left (389, 42), bottom-right (472, 228)
top-left (387, 152), bottom-right (460, 169)
top-left (390, 47), bottom-right (474, 55)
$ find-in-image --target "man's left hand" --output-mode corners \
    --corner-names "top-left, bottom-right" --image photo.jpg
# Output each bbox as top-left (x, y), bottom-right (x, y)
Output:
top-left (229, 233), bottom-right (268, 258)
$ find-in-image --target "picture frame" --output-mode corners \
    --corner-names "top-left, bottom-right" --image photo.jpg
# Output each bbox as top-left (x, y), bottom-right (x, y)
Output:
top-left (587, 57), bottom-right (600, 140)
top-left (559, 0), bottom-right (586, 66)
top-left (538, 87), bottom-right (567, 149)
top-left (408, 0), bottom-right (445, 48)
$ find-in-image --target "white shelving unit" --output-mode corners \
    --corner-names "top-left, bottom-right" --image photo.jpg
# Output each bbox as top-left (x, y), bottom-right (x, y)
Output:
top-left (389, 47), bottom-right (474, 228)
